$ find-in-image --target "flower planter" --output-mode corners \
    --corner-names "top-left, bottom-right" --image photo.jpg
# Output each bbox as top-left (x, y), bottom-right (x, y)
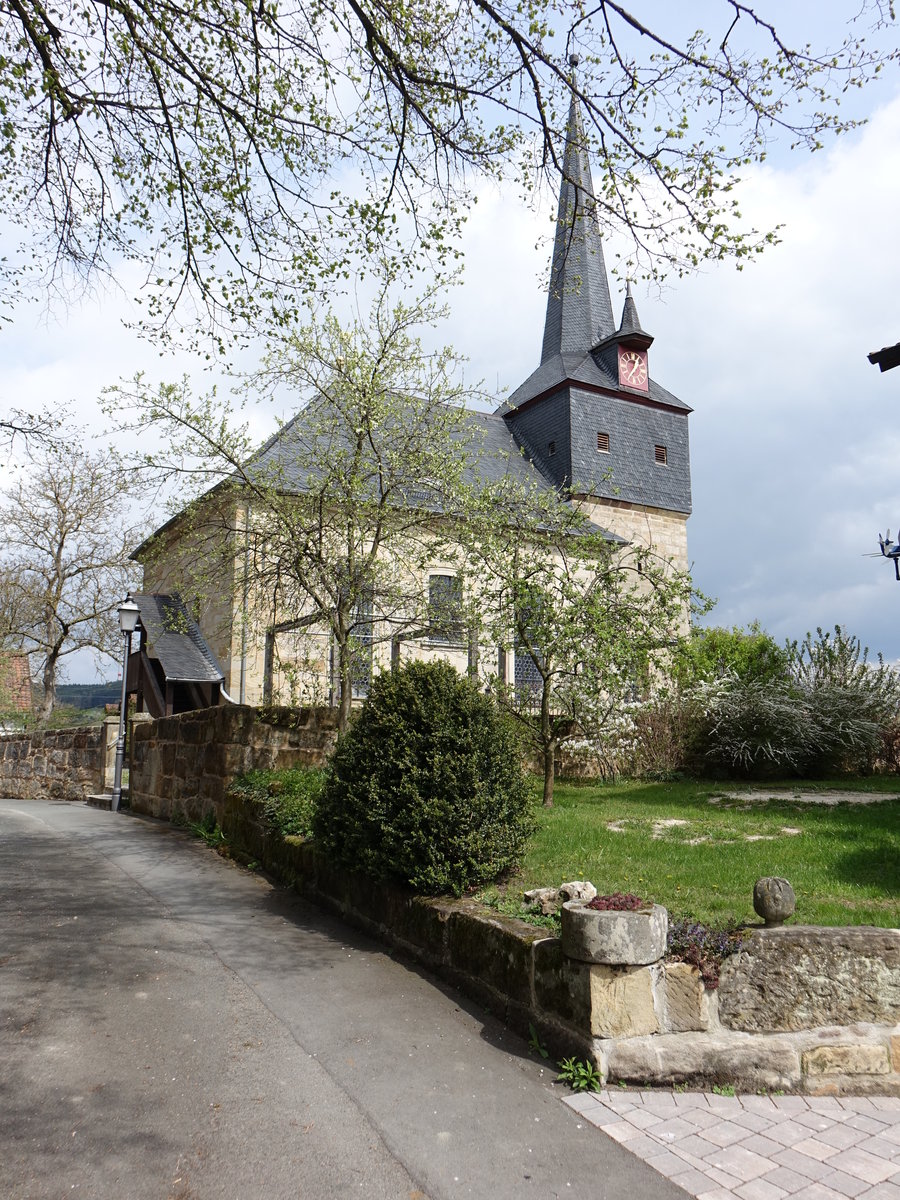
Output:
top-left (561, 900), bottom-right (668, 965)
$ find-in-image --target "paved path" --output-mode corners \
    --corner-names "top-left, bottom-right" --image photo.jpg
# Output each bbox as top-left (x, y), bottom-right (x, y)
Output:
top-left (565, 1089), bottom-right (900, 1200)
top-left (0, 798), bottom-right (684, 1200)
top-left (4, 799), bottom-right (898, 1200)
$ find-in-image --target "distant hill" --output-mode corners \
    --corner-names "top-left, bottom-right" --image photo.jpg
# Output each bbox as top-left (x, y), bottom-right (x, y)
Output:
top-left (56, 682), bottom-right (121, 710)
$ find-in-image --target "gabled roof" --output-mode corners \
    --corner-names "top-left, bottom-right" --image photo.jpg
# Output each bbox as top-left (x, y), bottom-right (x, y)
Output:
top-left (136, 400), bottom-right (626, 552)
top-left (251, 402), bottom-right (624, 541)
top-left (132, 593), bottom-right (224, 684)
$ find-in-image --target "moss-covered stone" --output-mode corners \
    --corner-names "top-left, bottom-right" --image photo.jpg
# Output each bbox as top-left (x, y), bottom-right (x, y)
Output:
top-left (446, 903), bottom-right (540, 1001)
top-left (533, 938), bottom-right (591, 1029)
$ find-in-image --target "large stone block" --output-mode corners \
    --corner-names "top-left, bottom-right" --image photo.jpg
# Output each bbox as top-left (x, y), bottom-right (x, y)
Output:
top-left (663, 961), bottom-right (712, 1033)
top-left (718, 926), bottom-right (900, 1032)
top-left (802, 1044), bottom-right (891, 1076)
top-left (446, 904), bottom-right (540, 1002)
top-left (391, 897), bottom-right (454, 966)
top-left (603, 1030), bottom-right (802, 1091)
top-left (589, 964), bottom-right (661, 1038)
top-left (533, 938), bottom-right (592, 1031)
top-left (561, 901), bottom-right (667, 965)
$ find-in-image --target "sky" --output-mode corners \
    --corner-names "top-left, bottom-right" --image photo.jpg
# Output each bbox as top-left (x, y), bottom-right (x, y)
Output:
top-left (2, 18), bottom-right (900, 683)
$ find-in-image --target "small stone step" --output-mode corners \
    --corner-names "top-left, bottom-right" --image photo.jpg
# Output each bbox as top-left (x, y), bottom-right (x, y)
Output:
top-left (86, 793), bottom-right (113, 810)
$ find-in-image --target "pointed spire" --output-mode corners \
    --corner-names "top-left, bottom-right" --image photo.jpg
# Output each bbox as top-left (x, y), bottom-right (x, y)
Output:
top-left (618, 281), bottom-right (644, 337)
top-left (613, 279), bottom-right (654, 350)
top-left (540, 62), bottom-right (615, 364)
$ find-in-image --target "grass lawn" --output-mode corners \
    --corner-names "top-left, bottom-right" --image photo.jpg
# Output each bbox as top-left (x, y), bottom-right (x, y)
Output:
top-left (480, 777), bottom-right (900, 929)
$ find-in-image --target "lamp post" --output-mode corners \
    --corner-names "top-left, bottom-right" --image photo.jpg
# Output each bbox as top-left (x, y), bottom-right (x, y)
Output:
top-left (111, 596), bottom-right (140, 813)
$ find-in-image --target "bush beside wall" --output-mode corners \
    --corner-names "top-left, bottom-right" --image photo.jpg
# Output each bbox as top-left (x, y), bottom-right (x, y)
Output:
top-left (129, 704), bottom-right (338, 825)
top-left (223, 787), bottom-right (900, 1096)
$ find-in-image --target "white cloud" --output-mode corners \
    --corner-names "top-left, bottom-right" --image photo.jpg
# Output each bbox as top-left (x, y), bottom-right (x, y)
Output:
top-left (5, 85), bottom-right (900, 680)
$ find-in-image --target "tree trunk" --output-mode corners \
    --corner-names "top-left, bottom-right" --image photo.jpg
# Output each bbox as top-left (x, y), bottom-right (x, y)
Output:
top-left (336, 640), bottom-right (353, 732)
top-left (37, 649), bottom-right (60, 722)
top-left (540, 683), bottom-right (555, 807)
top-left (541, 741), bottom-right (556, 807)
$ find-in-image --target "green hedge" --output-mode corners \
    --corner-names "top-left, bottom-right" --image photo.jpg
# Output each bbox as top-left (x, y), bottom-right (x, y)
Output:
top-left (313, 661), bottom-right (534, 896)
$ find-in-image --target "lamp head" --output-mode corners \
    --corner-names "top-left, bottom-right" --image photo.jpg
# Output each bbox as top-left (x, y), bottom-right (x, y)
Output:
top-left (117, 596), bottom-right (141, 634)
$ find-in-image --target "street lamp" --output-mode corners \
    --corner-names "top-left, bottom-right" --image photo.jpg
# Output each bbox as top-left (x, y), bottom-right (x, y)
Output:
top-left (111, 596), bottom-right (140, 813)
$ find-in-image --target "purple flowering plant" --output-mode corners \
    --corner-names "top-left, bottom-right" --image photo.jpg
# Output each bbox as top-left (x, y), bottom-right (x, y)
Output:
top-left (666, 918), bottom-right (748, 989)
top-left (585, 892), bottom-right (646, 911)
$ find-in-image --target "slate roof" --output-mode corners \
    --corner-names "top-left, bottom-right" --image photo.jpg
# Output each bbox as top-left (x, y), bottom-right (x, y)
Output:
top-left (497, 110), bottom-right (689, 418)
top-left (501, 350), bottom-right (691, 414)
top-left (247, 400), bottom-right (623, 541)
top-left (541, 90), bottom-right (616, 361)
top-left (132, 593), bottom-right (224, 684)
top-left (494, 86), bottom-right (692, 516)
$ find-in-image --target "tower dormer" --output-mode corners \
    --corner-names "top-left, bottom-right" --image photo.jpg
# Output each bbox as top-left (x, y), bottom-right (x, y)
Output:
top-left (594, 282), bottom-right (654, 394)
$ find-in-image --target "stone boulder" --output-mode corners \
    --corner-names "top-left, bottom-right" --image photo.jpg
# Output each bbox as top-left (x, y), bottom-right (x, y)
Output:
top-left (523, 880), bottom-right (596, 916)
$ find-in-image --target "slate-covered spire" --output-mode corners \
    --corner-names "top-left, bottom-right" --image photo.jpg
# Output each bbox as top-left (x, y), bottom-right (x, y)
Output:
top-left (540, 62), bottom-right (615, 364)
top-left (618, 281), bottom-right (643, 337)
top-left (616, 280), bottom-right (654, 347)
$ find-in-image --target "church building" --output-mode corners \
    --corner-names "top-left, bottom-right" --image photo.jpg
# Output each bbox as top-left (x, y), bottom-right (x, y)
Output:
top-left (134, 92), bottom-right (692, 714)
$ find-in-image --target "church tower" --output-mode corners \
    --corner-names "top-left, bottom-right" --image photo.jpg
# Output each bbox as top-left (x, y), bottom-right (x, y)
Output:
top-left (500, 71), bottom-right (692, 571)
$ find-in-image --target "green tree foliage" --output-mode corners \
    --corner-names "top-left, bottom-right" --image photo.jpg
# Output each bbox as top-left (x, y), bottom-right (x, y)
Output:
top-left (469, 491), bottom-right (696, 806)
top-left (675, 622), bottom-right (789, 688)
top-left (313, 661), bottom-right (534, 896)
top-left (113, 275), bottom-right (484, 729)
top-left (0, 1), bottom-right (894, 341)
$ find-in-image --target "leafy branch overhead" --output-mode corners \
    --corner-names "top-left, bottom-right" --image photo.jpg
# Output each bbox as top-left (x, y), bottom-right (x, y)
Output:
top-left (1, 0), bottom-right (895, 340)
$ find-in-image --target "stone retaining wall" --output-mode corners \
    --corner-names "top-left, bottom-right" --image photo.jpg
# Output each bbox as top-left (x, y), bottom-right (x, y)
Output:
top-left (222, 792), bottom-right (900, 1097)
top-left (129, 704), bottom-right (338, 825)
top-left (0, 725), bottom-right (104, 801)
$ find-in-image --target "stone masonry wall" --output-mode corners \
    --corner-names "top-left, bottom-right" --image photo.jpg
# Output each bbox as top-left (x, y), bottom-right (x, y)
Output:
top-left (221, 792), bottom-right (900, 1097)
top-left (129, 704), bottom-right (338, 825)
top-left (0, 725), bottom-right (104, 801)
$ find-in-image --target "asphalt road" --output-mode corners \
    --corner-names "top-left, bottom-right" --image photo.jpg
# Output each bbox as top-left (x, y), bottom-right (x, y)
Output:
top-left (0, 798), bottom-right (688, 1200)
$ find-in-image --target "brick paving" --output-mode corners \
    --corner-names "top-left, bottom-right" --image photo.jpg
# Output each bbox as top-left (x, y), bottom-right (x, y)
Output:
top-left (563, 1090), bottom-right (900, 1200)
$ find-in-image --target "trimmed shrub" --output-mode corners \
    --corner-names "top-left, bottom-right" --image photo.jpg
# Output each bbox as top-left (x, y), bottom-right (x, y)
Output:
top-left (313, 661), bottom-right (534, 896)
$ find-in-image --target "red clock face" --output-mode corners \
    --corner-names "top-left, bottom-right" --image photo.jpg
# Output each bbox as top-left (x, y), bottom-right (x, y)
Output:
top-left (618, 347), bottom-right (648, 391)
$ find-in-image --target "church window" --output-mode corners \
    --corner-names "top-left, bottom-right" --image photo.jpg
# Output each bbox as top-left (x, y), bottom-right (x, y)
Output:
top-left (597, 431), bottom-right (610, 453)
top-left (654, 444), bottom-right (668, 466)
top-left (428, 574), bottom-right (465, 645)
